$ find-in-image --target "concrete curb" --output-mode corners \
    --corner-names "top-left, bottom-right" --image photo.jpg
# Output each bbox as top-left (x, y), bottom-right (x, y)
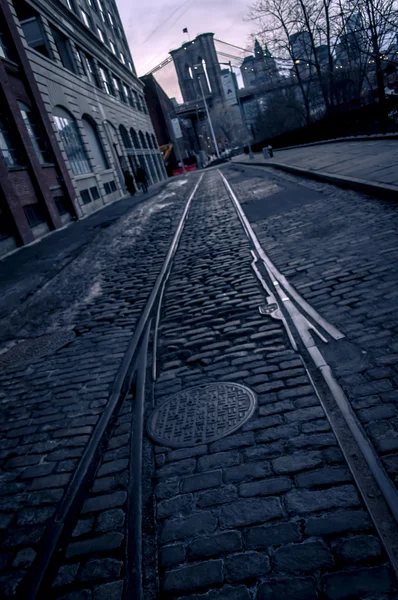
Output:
top-left (235, 160), bottom-right (398, 201)
top-left (270, 133), bottom-right (398, 153)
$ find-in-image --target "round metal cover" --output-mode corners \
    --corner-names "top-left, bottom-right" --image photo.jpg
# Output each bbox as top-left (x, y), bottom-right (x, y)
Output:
top-left (147, 382), bottom-right (256, 448)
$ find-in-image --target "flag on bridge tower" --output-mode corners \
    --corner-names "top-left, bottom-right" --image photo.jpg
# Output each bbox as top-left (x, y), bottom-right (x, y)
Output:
top-left (183, 28), bottom-right (188, 33)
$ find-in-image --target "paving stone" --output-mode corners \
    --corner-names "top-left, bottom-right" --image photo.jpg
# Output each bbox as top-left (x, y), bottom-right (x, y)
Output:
top-left (182, 470), bottom-right (222, 492)
top-left (284, 406), bottom-right (324, 423)
top-left (274, 540), bottom-right (334, 571)
top-left (167, 446), bottom-right (207, 462)
top-left (53, 563), bottom-right (80, 587)
top-left (82, 492), bottom-right (127, 514)
top-left (59, 589), bottom-right (92, 600)
top-left (244, 442), bottom-right (284, 461)
top-left (257, 576), bottom-right (317, 599)
top-left (160, 544), bottom-right (185, 567)
top-left (157, 494), bottom-right (193, 519)
top-left (196, 486), bottom-right (238, 508)
top-left (305, 509), bottom-right (372, 536)
top-left (12, 547), bottom-right (36, 568)
top-left (224, 462), bottom-right (271, 483)
top-left (272, 451), bottom-right (322, 474)
top-left (209, 432), bottom-right (254, 453)
top-left (198, 451), bottom-right (240, 471)
top-left (96, 509), bottom-right (125, 532)
top-left (73, 518), bottom-right (94, 538)
top-left (161, 512), bottom-right (217, 543)
top-left (333, 534), bottom-right (383, 563)
top-left (244, 522), bottom-right (301, 549)
top-left (289, 433), bottom-right (337, 449)
top-left (296, 466), bottom-right (352, 488)
top-left (66, 533), bottom-right (124, 558)
top-left (93, 580), bottom-right (123, 600)
top-left (239, 476), bottom-right (291, 498)
top-left (163, 559), bottom-right (223, 593)
top-left (219, 497), bottom-right (282, 528)
top-left (242, 415), bottom-right (282, 431)
top-left (157, 459), bottom-right (196, 480)
top-left (17, 506), bottom-right (55, 525)
top-left (0, 513), bottom-right (14, 529)
top-left (225, 551), bottom-right (270, 583)
top-left (286, 485), bottom-right (360, 514)
top-left (30, 473), bottom-right (70, 490)
top-left (79, 558), bottom-right (122, 581)
top-left (323, 565), bottom-right (395, 599)
top-left (156, 479), bottom-right (180, 500)
top-left (97, 459), bottom-right (128, 477)
top-left (256, 425), bottom-right (298, 443)
top-left (188, 531), bottom-right (242, 559)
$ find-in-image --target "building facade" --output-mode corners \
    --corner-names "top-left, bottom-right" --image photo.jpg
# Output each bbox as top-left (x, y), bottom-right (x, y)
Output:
top-left (240, 40), bottom-right (278, 89)
top-left (0, 0), bottom-right (166, 256)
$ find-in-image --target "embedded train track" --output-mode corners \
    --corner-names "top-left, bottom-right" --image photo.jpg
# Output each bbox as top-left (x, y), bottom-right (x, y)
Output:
top-left (17, 168), bottom-right (398, 598)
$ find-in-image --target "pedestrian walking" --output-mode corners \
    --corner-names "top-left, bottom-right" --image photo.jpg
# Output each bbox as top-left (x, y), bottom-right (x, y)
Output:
top-left (135, 166), bottom-right (148, 194)
top-left (123, 170), bottom-right (136, 196)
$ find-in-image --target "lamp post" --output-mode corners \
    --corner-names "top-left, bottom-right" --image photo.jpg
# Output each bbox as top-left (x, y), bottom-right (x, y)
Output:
top-left (219, 61), bottom-right (254, 160)
top-left (193, 64), bottom-right (220, 159)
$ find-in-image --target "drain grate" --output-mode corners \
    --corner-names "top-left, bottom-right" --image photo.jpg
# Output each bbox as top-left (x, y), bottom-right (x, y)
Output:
top-left (0, 330), bottom-right (75, 369)
top-left (147, 382), bottom-right (256, 448)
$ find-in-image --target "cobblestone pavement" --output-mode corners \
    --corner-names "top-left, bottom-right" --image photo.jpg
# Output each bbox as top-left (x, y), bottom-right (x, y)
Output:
top-left (1, 167), bottom-right (398, 599)
top-left (234, 139), bottom-right (398, 187)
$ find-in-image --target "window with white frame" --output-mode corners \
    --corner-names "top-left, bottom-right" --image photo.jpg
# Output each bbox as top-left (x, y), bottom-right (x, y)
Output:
top-left (109, 40), bottom-right (116, 55)
top-left (120, 52), bottom-right (125, 64)
top-left (108, 12), bottom-right (114, 27)
top-left (19, 102), bottom-right (52, 164)
top-left (80, 8), bottom-right (90, 27)
top-left (97, 28), bottom-right (104, 43)
top-left (98, 66), bottom-right (113, 95)
top-left (0, 113), bottom-right (23, 167)
top-left (53, 107), bottom-right (90, 175)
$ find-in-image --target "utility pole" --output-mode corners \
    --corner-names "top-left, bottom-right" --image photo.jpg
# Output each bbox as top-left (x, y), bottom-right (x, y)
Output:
top-left (228, 61), bottom-right (254, 159)
top-left (194, 67), bottom-right (220, 159)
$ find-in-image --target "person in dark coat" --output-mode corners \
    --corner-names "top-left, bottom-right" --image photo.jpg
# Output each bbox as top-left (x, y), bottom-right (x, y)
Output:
top-left (124, 170), bottom-right (136, 195)
top-left (135, 166), bottom-right (148, 194)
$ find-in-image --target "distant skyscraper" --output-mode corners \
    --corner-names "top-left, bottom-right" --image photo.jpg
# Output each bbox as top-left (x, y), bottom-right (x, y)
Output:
top-left (240, 39), bottom-right (278, 88)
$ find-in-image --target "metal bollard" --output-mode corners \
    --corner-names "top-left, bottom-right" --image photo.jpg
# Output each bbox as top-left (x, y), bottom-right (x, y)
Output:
top-left (262, 147), bottom-right (270, 159)
top-left (267, 145), bottom-right (273, 158)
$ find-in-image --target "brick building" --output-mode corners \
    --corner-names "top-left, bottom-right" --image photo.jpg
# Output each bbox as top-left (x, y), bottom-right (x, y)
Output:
top-left (0, 0), bottom-right (166, 256)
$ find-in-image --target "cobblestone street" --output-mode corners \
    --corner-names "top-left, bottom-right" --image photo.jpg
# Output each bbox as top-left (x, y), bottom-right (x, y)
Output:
top-left (1, 167), bottom-right (398, 599)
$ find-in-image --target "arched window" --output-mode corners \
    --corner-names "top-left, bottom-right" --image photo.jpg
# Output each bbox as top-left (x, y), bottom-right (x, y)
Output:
top-left (146, 132), bottom-right (152, 149)
top-left (119, 124), bottom-right (132, 148)
top-left (19, 102), bottom-right (52, 164)
top-left (151, 133), bottom-right (157, 149)
top-left (82, 116), bottom-right (108, 170)
top-left (139, 130), bottom-right (147, 149)
top-left (130, 128), bottom-right (140, 149)
top-left (53, 106), bottom-right (90, 175)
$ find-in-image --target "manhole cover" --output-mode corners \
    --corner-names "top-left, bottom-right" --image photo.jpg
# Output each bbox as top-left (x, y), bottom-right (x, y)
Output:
top-left (147, 382), bottom-right (256, 448)
top-left (0, 330), bottom-right (75, 369)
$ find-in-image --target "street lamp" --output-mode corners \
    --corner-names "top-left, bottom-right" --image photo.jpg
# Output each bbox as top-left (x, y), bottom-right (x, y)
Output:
top-left (219, 61), bottom-right (254, 160)
top-left (193, 64), bottom-right (220, 159)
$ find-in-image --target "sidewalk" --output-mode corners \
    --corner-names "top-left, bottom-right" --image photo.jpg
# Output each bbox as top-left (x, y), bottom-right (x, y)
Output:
top-left (233, 139), bottom-right (398, 195)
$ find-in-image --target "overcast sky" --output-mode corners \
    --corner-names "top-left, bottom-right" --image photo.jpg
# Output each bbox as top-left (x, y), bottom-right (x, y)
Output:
top-left (117, 0), bottom-right (256, 76)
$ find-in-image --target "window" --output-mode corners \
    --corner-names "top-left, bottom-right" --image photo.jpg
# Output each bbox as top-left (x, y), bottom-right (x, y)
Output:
top-left (20, 16), bottom-right (50, 56)
top-left (82, 116), bottom-right (108, 170)
top-left (53, 107), bottom-right (90, 175)
top-left (130, 128), bottom-right (139, 148)
top-left (80, 9), bottom-right (90, 28)
top-left (128, 61), bottom-right (133, 72)
top-left (0, 113), bottom-right (23, 167)
top-left (97, 28), bottom-right (105, 43)
top-left (97, 0), bottom-right (106, 23)
top-left (151, 133), bottom-right (157, 149)
top-left (0, 31), bottom-right (12, 60)
top-left (127, 88), bottom-right (135, 108)
top-left (109, 40), bottom-right (116, 55)
top-left (75, 47), bottom-right (86, 75)
top-left (86, 0), bottom-right (93, 6)
top-left (119, 125), bottom-right (131, 148)
top-left (122, 84), bottom-right (129, 103)
top-left (140, 96), bottom-right (148, 114)
top-left (104, 180), bottom-right (116, 194)
top-left (98, 66), bottom-right (113, 95)
top-left (24, 204), bottom-right (46, 227)
top-left (50, 27), bottom-right (76, 73)
top-left (146, 132), bottom-right (152, 149)
top-left (108, 12), bottom-right (114, 27)
top-left (19, 102), bottom-right (52, 164)
top-left (80, 189), bottom-right (91, 204)
top-left (89, 186), bottom-right (100, 200)
top-left (54, 196), bottom-right (70, 215)
top-left (85, 54), bottom-right (100, 87)
top-left (139, 131), bottom-right (147, 148)
top-left (133, 90), bottom-right (139, 110)
top-left (120, 52), bottom-right (125, 64)
top-left (113, 77), bottom-right (125, 102)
